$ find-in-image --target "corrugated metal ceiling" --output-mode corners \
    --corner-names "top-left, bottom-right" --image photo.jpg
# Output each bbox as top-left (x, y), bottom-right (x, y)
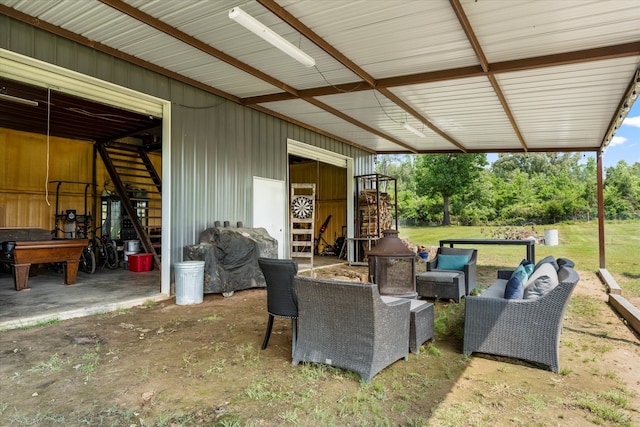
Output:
top-left (1, 0), bottom-right (639, 154)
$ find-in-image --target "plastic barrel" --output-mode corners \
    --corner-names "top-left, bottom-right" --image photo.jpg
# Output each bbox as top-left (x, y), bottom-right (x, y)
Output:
top-left (175, 261), bottom-right (205, 305)
top-left (544, 229), bottom-right (559, 246)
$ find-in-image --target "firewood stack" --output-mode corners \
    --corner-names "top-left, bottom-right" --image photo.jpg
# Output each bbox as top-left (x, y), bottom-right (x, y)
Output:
top-left (359, 189), bottom-right (393, 237)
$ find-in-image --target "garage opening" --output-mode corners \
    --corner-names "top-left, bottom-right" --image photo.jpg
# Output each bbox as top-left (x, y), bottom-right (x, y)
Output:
top-left (0, 51), bottom-right (170, 328)
top-left (287, 139), bottom-right (354, 269)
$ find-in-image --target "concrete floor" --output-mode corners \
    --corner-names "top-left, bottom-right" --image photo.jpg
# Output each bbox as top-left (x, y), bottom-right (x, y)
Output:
top-left (0, 265), bottom-right (164, 330)
top-left (0, 255), bottom-right (346, 330)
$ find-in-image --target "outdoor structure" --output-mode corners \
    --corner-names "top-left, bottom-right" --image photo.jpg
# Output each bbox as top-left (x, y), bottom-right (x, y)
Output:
top-left (0, 2), bottom-right (639, 314)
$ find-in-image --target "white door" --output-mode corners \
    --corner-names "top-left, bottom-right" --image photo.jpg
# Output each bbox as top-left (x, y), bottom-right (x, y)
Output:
top-left (253, 177), bottom-right (286, 259)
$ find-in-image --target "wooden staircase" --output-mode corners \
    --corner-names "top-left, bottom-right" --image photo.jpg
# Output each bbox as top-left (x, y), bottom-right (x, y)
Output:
top-left (96, 141), bottom-right (161, 269)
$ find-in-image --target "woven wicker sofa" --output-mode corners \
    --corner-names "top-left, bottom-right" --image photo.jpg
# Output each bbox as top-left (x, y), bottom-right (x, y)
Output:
top-left (463, 259), bottom-right (579, 372)
top-left (292, 276), bottom-right (410, 381)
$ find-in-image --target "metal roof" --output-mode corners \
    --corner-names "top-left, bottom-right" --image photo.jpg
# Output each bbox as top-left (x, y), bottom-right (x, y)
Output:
top-left (1, 0), bottom-right (639, 154)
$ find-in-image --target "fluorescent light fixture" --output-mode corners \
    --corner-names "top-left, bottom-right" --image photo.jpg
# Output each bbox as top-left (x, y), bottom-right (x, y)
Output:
top-left (403, 122), bottom-right (426, 138)
top-left (229, 6), bottom-right (315, 68)
top-left (0, 93), bottom-right (38, 107)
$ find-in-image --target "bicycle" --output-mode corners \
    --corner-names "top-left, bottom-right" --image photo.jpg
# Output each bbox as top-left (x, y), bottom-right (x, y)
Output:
top-left (80, 239), bottom-right (97, 274)
top-left (83, 225), bottom-right (119, 272)
top-left (93, 234), bottom-right (119, 270)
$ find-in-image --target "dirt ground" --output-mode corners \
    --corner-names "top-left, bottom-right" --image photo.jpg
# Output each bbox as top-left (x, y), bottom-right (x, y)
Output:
top-left (1, 264), bottom-right (639, 426)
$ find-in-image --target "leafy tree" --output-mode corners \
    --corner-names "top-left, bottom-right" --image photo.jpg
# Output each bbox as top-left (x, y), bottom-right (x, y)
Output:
top-left (452, 169), bottom-right (496, 225)
top-left (414, 153), bottom-right (487, 225)
top-left (580, 157), bottom-right (598, 220)
top-left (606, 161), bottom-right (639, 210)
top-left (379, 152), bottom-right (640, 225)
top-left (492, 152), bottom-right (582, 179)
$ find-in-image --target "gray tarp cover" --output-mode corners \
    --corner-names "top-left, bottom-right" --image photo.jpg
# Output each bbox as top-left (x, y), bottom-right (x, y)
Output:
top-left (184, 227), bottom-right (277, 294)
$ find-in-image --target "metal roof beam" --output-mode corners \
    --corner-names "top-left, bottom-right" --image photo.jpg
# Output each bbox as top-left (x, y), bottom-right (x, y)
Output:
top-left (257, 0), bottom-right (377, 88)
top-left (99, 0), bottom-right (300, 96)
top-left (304, 97), bottom-right (418, 153)
top-left (0, 4), bottom-right (241, 104)
top-left (244, 42), bottom-right (640, 103)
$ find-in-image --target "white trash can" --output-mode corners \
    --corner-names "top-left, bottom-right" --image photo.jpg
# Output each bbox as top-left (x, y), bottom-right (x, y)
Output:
top-left (175, 261), bottom-right (205, 305)
top-left (544, 229), bottom-right (559, 246)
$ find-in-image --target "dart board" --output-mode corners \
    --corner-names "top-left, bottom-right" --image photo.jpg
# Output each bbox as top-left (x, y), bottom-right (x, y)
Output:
top-left (291, 196), bottom-right (313, 219)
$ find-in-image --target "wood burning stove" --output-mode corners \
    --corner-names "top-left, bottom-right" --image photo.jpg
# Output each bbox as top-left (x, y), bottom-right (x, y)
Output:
top-left (368, 229), bottom-right (417, 298)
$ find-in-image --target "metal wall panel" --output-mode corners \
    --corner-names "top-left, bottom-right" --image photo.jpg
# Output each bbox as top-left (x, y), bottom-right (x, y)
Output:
top-left (0, 16), bottom-right (374, 268)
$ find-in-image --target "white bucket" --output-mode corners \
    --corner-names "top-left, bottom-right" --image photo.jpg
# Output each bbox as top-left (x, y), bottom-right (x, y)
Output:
top-left (175, 261), bottom-right (205, 305)
top-left (125, 240), bottom-right (141, 252)
top-left (544, 229), bottom-right (559, 246)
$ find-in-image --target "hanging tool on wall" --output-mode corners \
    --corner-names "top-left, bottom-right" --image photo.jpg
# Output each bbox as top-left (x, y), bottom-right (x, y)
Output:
top-left (314, 214), bottom-right (332, 255)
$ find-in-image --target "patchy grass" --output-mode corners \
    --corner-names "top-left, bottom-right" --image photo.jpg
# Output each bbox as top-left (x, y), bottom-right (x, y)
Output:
top-left (573, 388), bottom-right (635, 426)
top-left (2, 223), bottom-right (640, 426)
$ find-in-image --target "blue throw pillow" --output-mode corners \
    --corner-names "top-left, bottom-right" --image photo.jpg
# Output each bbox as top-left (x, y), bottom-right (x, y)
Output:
top-left (504, 275), bottom-right (525, 299)
top-left (436, 254), bottom-right (470, 271)
top-left (504, 262), bottom-right (530, 299)
top-left (517, 259), bottom-right (535, 278)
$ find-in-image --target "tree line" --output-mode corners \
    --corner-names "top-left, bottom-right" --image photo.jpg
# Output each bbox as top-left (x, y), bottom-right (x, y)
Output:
top-left (376, 153), bottom-right (640, 226)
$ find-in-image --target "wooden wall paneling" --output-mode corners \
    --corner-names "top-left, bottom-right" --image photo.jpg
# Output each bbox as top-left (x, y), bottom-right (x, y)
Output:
top-left (1, 128), bottom-right (94, 230)
top-left (289, 160), bottom-right (347, 251)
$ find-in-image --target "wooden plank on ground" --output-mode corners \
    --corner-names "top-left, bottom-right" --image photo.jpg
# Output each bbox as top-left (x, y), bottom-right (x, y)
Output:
top-left (609, 294), bottom-right (640, 335)
top-left (598, 268), bottom-right (622, 295)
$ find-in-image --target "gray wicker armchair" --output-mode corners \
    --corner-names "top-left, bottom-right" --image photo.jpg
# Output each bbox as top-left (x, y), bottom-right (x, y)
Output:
top-left (417, 247), bottom-right (477, 302)
top-left (292, 276), bottom-right (410, 381)
top-left (463, 266), bottom-right (579, 372)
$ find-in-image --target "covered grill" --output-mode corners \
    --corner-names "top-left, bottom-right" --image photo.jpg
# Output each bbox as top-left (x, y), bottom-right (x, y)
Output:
top-left (367, 229), bottom-right (417, 299)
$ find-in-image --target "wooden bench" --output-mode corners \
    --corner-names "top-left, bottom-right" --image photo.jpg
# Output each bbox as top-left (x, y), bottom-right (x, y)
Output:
top-left (2, 240), bottom-right (88, 291)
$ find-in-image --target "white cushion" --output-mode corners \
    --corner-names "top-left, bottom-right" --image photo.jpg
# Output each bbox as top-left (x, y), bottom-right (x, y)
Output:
top-left (525, 262), bottom-right (558, 288)
top-left (479, 279), bottom-right (508, 299)
top-left (523, 263), bottom-right (559, 298)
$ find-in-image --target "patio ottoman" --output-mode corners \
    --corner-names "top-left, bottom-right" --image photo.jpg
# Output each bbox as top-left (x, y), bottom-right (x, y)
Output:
top-left (408, 299), bottom-right (434, 354)
top-left (416, 270), bottom-right (466, 303)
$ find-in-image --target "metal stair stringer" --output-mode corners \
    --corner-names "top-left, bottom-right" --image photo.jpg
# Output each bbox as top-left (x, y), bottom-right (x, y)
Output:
top-left (96, 141), bottom-right (161, 270)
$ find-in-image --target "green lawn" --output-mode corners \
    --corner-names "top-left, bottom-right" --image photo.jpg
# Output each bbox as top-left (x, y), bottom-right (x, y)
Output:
top-left (399, 221), bottom-right (640, 297)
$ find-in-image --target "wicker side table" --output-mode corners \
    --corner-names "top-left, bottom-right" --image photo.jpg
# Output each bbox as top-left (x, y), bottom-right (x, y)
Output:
top-left (409, 299), bottom-right (434, 354)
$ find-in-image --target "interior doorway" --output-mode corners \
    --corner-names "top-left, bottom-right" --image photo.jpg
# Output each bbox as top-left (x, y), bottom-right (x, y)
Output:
top-left (287, 139), bottom-right (353, 265)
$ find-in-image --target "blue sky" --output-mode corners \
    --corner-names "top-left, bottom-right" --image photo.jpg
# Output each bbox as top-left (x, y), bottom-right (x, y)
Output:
top-left (487, 101), bottom-right (640, 169)
top-left (603, 100), bottom-right (640, 168)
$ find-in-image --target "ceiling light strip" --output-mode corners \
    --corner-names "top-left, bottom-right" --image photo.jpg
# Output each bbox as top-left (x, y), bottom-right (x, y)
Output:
top-left (229, 7), bottom-right (315, 68)
top-left (0, 93), bottom-right (38, 107)
top-left (403, 122), bottom-right (426, 138)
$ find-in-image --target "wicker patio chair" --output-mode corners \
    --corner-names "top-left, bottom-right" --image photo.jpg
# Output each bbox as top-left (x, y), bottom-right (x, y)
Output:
top-left (463, 266), bottom-right (580, 372)
top-left (417, 247), bottom-right (477, 302)
top-left (257, 258), bottom-right (298, 359)
top-left (292, 276), bottom-right (410, 382)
